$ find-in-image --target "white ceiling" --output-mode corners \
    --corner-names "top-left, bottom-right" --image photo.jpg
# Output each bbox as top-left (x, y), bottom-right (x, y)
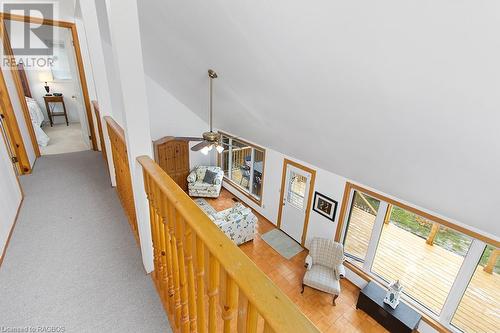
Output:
top-left (137, 0), bottom-right (500, 237)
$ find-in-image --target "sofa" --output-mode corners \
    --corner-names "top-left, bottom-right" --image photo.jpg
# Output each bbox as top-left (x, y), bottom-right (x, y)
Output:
top-left (187, 166), bottom-right (224, 198)
top-left (194, 199), bottom-right (257, 245)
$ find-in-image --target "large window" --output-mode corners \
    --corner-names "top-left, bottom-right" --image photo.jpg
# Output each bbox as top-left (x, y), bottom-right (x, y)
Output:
top-left (343, 191), bottom-right (381, 267)
top-left (218, 133), bottom-right (265, 204)
top-left (451, 245), bottom-right (499, 332)
top-left (372, 205), bottom-right (472, 314)
top-left (338, 183), bottom-right (499, 332)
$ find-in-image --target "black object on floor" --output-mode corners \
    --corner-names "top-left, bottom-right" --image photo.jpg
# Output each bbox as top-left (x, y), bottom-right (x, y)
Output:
top-left (356, 281), bottom-right (421, 333)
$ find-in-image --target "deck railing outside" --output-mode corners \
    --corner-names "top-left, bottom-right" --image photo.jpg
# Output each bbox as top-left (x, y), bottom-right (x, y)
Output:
top-left (138, 155), bottom-right (318, 333)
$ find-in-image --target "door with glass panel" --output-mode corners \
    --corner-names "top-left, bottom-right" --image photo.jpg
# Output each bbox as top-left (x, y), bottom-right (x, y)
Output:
top-left (279, 164), bottom-right (312, 243)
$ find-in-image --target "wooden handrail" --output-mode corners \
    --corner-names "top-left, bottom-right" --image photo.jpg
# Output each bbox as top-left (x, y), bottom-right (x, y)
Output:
top-left (138, 155), bottom-right (318, 333)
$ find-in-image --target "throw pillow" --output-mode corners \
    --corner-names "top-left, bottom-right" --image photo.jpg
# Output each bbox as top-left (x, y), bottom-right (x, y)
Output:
top-left (203, 170), bottom-right (217, 184)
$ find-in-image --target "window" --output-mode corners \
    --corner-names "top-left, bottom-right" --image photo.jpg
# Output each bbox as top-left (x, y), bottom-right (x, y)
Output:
top-left (451, 245), bottom-right (499, 332)
top-left (372, 205), bottom-right (472, 314)
top-left (287, 172), bottom-right (307, 209)
top-left (337, 182), bottom-right (499, 332)
top-left (343, 191), bottom-right (381, 267)
top-left (218, 133), bottom-right (265, 204)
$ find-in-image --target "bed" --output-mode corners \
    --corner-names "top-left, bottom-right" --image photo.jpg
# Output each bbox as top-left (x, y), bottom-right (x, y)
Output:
top-left (25, 96), bottom-right (50, 147)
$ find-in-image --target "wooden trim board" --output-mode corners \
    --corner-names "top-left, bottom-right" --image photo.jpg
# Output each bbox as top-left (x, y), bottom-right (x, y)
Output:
top-left (276, 158), bottom-right (316, 246)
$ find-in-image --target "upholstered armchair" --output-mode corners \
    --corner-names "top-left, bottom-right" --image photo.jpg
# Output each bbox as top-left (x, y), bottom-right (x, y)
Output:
top-left (301, 238), bottom-right (345, 305)
top-left (187, 166), bottom-right (224, 198)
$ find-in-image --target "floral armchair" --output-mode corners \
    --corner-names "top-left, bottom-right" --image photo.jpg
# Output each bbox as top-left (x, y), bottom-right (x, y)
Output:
top-left (187, 166), bottom-right (224, 198)
top-left (301, 238), bottom-right (345, 305)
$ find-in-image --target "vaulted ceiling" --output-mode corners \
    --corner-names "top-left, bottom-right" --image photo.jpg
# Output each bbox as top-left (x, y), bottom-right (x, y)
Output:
top-left (137, 0), bottom-right (500, 236)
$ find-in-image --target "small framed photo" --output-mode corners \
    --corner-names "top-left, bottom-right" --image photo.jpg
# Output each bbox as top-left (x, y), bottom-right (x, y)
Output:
top-left (313, 192), bottom-right (338, 222)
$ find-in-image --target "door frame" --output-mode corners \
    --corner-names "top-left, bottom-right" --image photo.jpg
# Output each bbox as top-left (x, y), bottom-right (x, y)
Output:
top-left (0, 12), bottom-right (98, 157)
top-left (276, 158), bottom-right (316, 246)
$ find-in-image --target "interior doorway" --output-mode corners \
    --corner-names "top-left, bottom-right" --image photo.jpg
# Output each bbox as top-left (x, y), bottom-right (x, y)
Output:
top-left (4, 19), bottom-right (91, 156)
top-left (277, 159), bottom-right (316, 246)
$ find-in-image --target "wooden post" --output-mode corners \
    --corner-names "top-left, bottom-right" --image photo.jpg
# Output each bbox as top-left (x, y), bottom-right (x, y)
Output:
top-left (384, 204), bottom-right (392, 225)
top-left (195, 236), bottom-right (207, 333)
top-left (184, 224), bottom-right (198, 332)
top-left (174, 212), bottom-right (190, 333)
top-left (208, 255), bottom-right (220, 333)
top-left (246, 303), bottom-right (258, 333)
top-left (484, 249), bottom-right (499, 274)
top-left (426, 223), bottom-right (440, 245)
top-left (168, 203), bottom-right (182, 328)
top-left (222, 275), bottom-right (238, 333)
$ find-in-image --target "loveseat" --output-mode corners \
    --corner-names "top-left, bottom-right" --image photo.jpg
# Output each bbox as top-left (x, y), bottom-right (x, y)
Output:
top-left (194, 199), bottom-right (256, 245)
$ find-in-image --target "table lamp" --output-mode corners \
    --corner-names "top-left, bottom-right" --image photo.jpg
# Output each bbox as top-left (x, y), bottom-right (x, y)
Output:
top-left (39, 72), bottom-right (53, 96)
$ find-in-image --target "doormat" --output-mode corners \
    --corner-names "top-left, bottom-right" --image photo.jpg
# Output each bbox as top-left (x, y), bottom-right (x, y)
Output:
top-left (261, 229), bottom-right (303, 260)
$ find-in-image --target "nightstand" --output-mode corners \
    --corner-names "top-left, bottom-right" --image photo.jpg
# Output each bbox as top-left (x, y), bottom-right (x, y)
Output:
top-left (43, 95), bottom-right (69, 126)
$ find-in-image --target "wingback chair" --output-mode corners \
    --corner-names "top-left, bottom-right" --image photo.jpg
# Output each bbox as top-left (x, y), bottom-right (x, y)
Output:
top-left (301, 238), bottom-right (345, 305)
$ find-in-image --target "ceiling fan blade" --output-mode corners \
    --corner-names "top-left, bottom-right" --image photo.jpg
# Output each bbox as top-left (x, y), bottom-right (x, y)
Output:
top-left (191, 141), bottom-right (211, 151)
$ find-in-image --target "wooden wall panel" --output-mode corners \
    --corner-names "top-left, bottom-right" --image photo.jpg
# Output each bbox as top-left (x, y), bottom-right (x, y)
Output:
top-left (104, 116), bottom-right (138, 242)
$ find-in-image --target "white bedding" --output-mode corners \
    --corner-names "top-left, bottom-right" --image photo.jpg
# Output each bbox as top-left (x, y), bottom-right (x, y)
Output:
top-left (25, 96), bottom-right (50, 147)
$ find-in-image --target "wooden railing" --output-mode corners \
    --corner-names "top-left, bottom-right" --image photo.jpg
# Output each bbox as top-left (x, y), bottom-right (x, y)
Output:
top-left (104, 116), bottom-right (138, 241)
top-left (138, 155), bottom-right (318, 333)
top-left (221, 147), bottom-right (252, 168)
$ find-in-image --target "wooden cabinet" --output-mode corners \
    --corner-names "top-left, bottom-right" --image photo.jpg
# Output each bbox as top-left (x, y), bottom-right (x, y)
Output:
top-left (153, 137), bottom-right (190, 191)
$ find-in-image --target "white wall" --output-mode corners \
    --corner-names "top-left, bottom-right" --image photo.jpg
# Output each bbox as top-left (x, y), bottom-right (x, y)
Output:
top-left (145, 74), bottom-right (211, 168)
top-left (0, 132), bottom-right (23, 262)
top-left (137, 0), bottom-right (500, 238)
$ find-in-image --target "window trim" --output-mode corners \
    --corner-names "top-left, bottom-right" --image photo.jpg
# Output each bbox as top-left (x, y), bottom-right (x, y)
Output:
top-left (217, 132), bottom-right (266, 206)
top-left (335, 182), bottom-right (499, 332)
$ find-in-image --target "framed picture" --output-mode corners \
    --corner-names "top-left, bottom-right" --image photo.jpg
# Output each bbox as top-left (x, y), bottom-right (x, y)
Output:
top-left (312, 192), bottom-right (338, 222)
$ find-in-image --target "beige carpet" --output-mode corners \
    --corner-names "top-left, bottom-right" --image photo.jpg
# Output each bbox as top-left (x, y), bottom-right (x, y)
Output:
top-left (40, 123), bottom-right (89, 155)
top-left (0, 151), bottom-right (171, 331)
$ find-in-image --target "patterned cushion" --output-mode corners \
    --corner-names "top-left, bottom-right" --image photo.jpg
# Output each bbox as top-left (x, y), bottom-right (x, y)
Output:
top-left (196, 167), bottom-right (207, 180)
top-left (303, 265), bottom-right (340, 295)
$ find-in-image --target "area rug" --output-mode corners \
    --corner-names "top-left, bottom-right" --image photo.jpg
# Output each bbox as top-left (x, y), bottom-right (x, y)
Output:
top-left (261, 229), bottom-right (303, 260)
top-left (193, 198), bottom-right (218, 215)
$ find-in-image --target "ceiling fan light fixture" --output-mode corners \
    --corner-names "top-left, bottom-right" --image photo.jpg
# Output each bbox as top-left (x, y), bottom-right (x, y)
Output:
top-left (215, 144), bottom-right (224, 153)
top-left (201, 145), bottom-right (211, 155)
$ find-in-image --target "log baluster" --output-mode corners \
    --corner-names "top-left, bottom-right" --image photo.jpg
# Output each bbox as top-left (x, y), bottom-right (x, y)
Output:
top-left (168, 202), bottom-right (182, 328)
top-left (184, 224), bottom-right (198, 331)
top-left (222, 274), bottom-right (238, 333)
top-left (174, 212), bottom-right (190, 332)
top-left (208, 254), bottom-right (220, 333)
top-left (246, 303), bottom-right (258, 333)
top-left (195, 236), bottom-right (207, 333)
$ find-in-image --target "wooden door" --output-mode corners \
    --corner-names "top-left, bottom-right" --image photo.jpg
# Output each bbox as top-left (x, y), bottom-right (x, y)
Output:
top-left (154, 137), bottom-right (190, 191)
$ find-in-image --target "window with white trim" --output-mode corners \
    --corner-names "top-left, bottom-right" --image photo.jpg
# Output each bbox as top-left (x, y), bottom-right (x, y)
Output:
top-left (218, 134), bottom-right (265, 204)
top-left (339, 184), bottom-right (498, 332)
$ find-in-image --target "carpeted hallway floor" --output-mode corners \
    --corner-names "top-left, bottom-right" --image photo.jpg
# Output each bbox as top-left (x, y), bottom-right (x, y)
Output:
top-left (0, 151), bottom-right (171, 332)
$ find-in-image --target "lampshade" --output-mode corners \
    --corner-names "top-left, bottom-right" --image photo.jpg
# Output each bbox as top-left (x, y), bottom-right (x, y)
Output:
top-left (39, 72), bottom-right (53, 82)
top-left (201, 145), bottom-right (211, 155)
top-left (215, 144), bottom-right (224, 153)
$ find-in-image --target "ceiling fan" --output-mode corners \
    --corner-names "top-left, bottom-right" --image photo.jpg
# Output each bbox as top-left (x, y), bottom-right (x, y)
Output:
top-left (191, 69), bottom-right (225, 155)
